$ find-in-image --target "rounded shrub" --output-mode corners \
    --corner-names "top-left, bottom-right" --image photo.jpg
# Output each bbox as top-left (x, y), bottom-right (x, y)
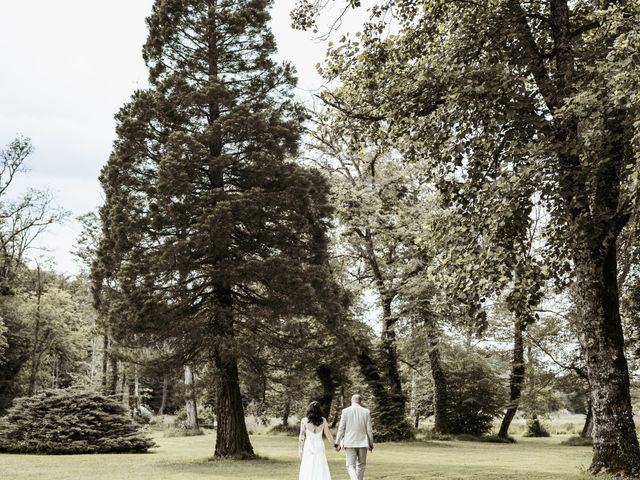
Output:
top-left (523, 414), bottom-right (551, 437)
top-left (0, 389), bottom-right (155, 454)
top-left (444, 347), bottom-right (506, 436)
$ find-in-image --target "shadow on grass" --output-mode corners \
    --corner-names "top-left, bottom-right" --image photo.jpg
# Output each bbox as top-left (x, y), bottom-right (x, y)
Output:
top-left (383, 440), bottom-right (455, 448)
top-left (156, 453), bottom-right (293, 474)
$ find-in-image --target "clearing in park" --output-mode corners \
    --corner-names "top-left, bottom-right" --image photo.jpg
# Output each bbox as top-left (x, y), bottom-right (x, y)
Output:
top-left (1, 433), bottom-right (592, 480)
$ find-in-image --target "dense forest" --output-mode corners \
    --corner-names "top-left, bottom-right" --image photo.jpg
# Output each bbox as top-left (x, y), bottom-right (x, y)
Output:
top-left (1, 0), bottom-right (640, 478)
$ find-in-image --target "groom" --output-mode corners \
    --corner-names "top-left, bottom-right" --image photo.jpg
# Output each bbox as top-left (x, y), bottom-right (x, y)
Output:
top-left (334, 394), bottom-right (374, 480)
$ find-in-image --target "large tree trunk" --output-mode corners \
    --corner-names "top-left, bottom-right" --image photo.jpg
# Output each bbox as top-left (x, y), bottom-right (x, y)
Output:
top-left (212, 287), bottom-right (254, 458)
top-left (531, 0), bottom-right (640, 472)
top-left (498, 316), bottom-right (526, 439)
top-left (213, 347), bottom-right (254, 457)
top-left (365, 232), bottom-right (410, 437)
top-left (581, 401), bottom-right (593, 439)
top-left (122, 371), bottom-right (131, 410)
top-left (90, 336), bottom-right (97, 383)
top-left (280, 398), bottom-right (291, 427)
top-left (315, 364), bottom-right (337, 420)
top-left (356, 344), bottom-right (413, 441)
top-left (426, 328), bottom-right (450, 434)
top-left (133, 366), bottom-right (140, 410)
top-left (101, 335), bottom-right (109, 394)
top-left (381, 297), bottom-right (404, 398)
top-left (575, 242), bottom-right (640, 475)
top-left (184, 365), bottom-right (199, 429)
top-left (108, 355), bottom-right (119, 396)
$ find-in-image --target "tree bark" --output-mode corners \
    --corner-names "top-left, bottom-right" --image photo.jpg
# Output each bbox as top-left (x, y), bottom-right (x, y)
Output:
top-left (498, 316), bottom-right (526, 439)
top-left (426, 328), bottom-right (449, 434)
top-left (213, 345), bottom-right (254, 457)
top-left (101, 334), bottom-right (109, 394)
top-left (381, 296), bottom-right (404, 398)
top-left (427, 338), bottom-right (448, 433)
top-left (122, 371), bottom-right (130, 410)
top-left (531, 1), bottom-right (640, 472)
top-left (212, 287), bottom-right (254, 458)
top-left (315, 364), bottom-right (337, 420)
top-left (281, 398), bottom-right (291, 427)
top-left (574, 243), bottom-right (640, 475)
top-left (108, 355), bottom-right (118, 396)
top-left (410, 368), bottom-right (417, 419)
top-left (133, 366), bottom-right (140, 410)
top-left (362, 228), bottom-right (409, 434)
top-left (158, 374), bottom-right (169, 416)
top-left (184, 365), bottom-right (199, 429)
top-left (90, 336), bottom-right (97, 383)
top-left (356, 344), bottom-right (413, 441)
top-left (581, 401), bottom-right (593, 439)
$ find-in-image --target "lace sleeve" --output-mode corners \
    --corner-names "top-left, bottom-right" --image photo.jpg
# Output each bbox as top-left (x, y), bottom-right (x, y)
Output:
top-left (298, 418), bottom-right (306, 456)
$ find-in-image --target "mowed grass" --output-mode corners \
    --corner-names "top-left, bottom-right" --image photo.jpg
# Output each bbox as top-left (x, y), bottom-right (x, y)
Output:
top-left (0, 432), bottom-right (594, 480)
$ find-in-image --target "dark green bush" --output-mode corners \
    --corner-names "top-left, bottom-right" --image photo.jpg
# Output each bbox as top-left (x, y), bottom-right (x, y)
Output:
top-left (0, 389), bottom-right (155, 454)
top-left (444, 347), bottom-right (506, 436)
top-left (523, 415), bottom-right (551, 437)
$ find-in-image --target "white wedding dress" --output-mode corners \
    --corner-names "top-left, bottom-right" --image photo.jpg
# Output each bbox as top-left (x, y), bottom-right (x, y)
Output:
top-left (299, 418), bottom-right (333, 480)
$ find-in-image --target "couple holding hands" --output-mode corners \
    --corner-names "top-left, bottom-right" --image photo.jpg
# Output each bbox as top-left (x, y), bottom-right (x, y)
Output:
top-left (298, 394), bottom-right (374, 480)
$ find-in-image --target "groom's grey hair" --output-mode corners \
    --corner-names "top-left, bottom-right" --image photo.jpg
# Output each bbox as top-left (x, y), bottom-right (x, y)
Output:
top-left (351, 394), bottom-right (362, 404)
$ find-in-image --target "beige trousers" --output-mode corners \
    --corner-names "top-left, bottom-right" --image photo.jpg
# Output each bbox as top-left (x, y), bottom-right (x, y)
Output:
top-left (344, 447), bottom-right (368, 480)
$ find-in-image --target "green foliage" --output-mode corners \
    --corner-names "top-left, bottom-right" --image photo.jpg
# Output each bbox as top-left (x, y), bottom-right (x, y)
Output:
top-left (0, 297), bottom-right (31, 413)
top-left (0, 137), bottom-right (66, 411)
top-left (443, 347), bottom-right (506, 436)
top-left (0, 389), bottom-right (155, 454)
top-left (0, 317), bottom-right (8, 364)
top-left (94, 0), bottom-right (342, 367)
top-left (173, 404), bottom-right (215, 430)
top-left (523, 415), bottom-right (551, 438)
top-left (313, 0), bottom-right (640, 472)
top-left (94, 0), bottom-right (349, 458)
top-left (268, 423), bottom-right (299, 436)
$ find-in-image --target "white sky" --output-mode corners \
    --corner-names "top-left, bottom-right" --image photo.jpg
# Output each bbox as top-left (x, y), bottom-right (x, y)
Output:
top-left (0, 0), bottom-right (364, 275)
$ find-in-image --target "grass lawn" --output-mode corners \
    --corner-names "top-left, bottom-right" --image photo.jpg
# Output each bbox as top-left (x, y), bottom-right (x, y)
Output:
top-left (0, 432), bottom-right (594, 480)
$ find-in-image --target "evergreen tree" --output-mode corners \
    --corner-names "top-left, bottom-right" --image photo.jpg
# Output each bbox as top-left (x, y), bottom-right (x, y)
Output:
top-left (94, 0), bottom-right (340, 458)
top-left (0, 389), bottom-right (154, 454)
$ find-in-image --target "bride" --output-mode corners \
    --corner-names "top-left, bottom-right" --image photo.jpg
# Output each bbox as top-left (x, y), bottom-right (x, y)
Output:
top-left (298, 401), bottom-right (335, 480)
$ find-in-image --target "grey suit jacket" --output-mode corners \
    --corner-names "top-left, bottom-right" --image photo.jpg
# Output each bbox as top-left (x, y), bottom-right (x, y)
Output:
top-left (335, 404), bottom-right (374, 448)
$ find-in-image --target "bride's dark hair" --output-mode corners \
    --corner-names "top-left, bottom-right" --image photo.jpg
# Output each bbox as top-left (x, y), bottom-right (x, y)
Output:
top-left (306, 401), bottom-right (324, 427)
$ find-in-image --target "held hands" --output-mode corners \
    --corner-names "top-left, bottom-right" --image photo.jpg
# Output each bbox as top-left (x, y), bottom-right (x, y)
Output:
top-left (334, 443), bottom-right (341, 452)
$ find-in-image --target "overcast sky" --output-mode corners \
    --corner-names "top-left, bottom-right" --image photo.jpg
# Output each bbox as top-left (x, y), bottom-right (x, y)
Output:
top-left (0, 1), bottom-right (364, 275)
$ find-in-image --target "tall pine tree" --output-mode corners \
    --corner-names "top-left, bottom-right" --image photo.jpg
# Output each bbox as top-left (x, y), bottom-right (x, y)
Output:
top-left (94, 0), bottom-right (339, 458)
